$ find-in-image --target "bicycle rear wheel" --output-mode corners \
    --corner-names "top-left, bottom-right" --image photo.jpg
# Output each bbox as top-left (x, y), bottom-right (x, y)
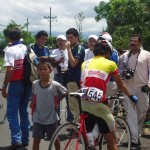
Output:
top-left (99, 116), bottom-right (131, 150)
top-left (48, 122), bottom-right (86, 150)
top-left (0, 99), bottom-right (7, 125)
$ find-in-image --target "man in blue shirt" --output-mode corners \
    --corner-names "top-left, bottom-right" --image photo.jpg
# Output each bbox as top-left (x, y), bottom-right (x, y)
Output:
top-left (65, 28), bottom-right (85, 120)
top-left (31, 30), bottom-right (50, 58)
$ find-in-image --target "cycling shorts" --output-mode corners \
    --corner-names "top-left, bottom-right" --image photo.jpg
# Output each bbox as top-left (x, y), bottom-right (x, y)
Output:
top-left (81, 100), bottom-right (115, 133)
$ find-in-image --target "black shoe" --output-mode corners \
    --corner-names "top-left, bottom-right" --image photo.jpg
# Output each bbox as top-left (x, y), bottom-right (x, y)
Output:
top-left (122, 142), bottom-right (139, 147)
top-left (22, 143), bottom-right (29, 147)
top-left (7, 143), bottom-right (23, 150)
top-left (131, 142), bottom-right (140, 147)
top-left (66, 128), bottom-right (78, 138)
top-left (138, 139), bottom-right (141, 146)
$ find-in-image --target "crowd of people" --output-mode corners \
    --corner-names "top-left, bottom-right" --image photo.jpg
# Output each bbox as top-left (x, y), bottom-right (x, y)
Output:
top-left (1, 27), bottom-right (150, 150)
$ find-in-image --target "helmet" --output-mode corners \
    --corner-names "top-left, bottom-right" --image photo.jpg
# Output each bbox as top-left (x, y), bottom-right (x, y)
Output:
top-left (93, 38), bottom-right (113, 56)
top-left (99, 32), bottom-right (112, 43)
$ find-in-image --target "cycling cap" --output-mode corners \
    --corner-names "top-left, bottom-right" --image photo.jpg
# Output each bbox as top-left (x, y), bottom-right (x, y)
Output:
top-left (99, 32), bottom-right (112, 43)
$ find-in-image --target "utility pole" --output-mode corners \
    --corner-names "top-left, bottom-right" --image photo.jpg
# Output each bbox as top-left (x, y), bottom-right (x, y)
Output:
top-left (27, 18), bottom-right (29, 32)
top-left (44, 7), bottom-right (57, 36)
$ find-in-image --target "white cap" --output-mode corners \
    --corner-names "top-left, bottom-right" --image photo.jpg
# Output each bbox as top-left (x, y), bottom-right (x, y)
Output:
top-left (88, 35), bottom-right (98, 41)
top-left (100, 33), bottom-right (112, 43)
top-left (57, 35), bottom-right (66, 41)
top-left (20, 38), bottom-right (24, 42)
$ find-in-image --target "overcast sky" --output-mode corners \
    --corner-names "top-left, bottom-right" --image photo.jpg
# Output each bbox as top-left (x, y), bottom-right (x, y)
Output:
top-left (0, 0), bottom-right (108, 37)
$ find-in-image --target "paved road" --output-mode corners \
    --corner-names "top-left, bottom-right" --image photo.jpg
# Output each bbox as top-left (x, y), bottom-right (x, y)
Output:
top-left (0, 72), bottom-right (150, 150)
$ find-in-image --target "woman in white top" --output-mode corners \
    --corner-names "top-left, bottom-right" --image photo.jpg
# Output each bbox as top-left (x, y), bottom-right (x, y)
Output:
top-left (84, 35), bottom-right (98, 61)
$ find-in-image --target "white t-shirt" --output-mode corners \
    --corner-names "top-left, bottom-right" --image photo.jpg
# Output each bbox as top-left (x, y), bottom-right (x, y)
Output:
top-left (3, 44), bottom-right (27, 81)
top-left (84, 48), bottom-right (94, 61)
top-left (52, 48), bottom-right (68, 74)
top-left (119, 49), bottom-right (150, 87)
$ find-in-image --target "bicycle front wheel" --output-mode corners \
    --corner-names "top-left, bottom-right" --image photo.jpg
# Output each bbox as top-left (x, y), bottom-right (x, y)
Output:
top-left (99, 116), bottom-right (131, 150)
top-left (48, 122), bottom-right (86, 150)
top-left (0, 99), bottom-right (7, 125)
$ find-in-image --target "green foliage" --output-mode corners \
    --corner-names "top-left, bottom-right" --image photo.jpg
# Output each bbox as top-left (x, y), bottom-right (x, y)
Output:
top-left (21, 30), bottom-right (35, 45)
top-left (46, 36), bottom-right (57, 48)
top-left (0, 19), bottom-right (58, 54)
top-left (94, 0), bottom-right (150, 51)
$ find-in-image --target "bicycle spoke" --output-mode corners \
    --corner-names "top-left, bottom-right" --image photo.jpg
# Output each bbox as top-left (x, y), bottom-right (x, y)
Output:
top-left (49, 123), bottom-right (86, 150)
top-left (99, 117), bottom-right (131, 150)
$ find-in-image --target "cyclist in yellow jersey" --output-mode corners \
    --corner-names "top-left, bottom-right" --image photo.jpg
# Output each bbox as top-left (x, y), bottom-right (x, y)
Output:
top-left (81, 39), bottom-right (138, 150)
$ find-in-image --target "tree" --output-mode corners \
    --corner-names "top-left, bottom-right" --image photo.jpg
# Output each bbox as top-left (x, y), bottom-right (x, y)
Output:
top-left (94, 0), bottom-right (150, 50)
top-left (3, 20), bottom-right (35, 45)
top-left (74, 12), bottom-right (85, 38)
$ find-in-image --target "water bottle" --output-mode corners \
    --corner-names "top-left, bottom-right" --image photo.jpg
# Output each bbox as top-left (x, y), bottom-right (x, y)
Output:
top-left (92, 123), bottom-right (99, 139)
top-left (86, 132), bottom-right (94, 146)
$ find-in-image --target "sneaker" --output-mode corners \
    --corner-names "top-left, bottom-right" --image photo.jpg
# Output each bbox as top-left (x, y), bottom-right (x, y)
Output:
top-left (86, 145), bottom-right (96, 150)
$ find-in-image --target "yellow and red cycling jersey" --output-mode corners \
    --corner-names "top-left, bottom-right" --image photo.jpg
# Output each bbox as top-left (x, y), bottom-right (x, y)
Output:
top-left (81, 56), bottom-right (119, 102)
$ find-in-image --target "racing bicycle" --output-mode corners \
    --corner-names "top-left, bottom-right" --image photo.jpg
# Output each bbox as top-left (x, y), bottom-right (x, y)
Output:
top-left (49, 88), bottom-right (131, 150)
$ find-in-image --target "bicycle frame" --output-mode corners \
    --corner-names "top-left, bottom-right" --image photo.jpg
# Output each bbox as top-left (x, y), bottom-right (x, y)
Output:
top-left (76, 113), bottom-right (89, 150)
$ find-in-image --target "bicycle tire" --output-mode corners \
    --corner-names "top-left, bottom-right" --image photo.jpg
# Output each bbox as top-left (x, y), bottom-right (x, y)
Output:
top-left (99, 116), bottom-right (131, 150)
top-left (48, 122), bottom-right (86, 150)
top-left (0, 99), bottom-right (7, 125)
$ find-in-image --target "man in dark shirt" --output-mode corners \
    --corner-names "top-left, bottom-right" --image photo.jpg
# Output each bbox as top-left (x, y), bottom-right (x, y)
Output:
top-left (65, 28), bottom-right (85, 120)
top-left (31, 30), bottom-right (50, 57)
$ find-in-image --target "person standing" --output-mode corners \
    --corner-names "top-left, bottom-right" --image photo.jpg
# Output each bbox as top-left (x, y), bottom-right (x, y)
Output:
top-left (84, 35), bottom-right (98, 61)
top-left (119, 34), bottom-right (150, 147)
top-left (2, 28), bottom-right (31, 149)
top-left (31, 60), bottom-right (67, 150)
top-left (81, 39), bottom-right (138, 150)
top-left (52, 34), bottom-right (74, 122)
top-left (99, 32), bottom-right (119, 97)
top-left (31, 30), bottom-right (54, 62)
top-left (65, 28), bottom-right (85, 120)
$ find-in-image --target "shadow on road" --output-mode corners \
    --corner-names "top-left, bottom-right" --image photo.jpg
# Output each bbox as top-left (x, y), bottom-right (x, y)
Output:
top-left (0, 147), bottom-right (28, 150)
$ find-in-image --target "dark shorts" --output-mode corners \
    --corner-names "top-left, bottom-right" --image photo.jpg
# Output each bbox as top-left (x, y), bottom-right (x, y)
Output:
top-left (32, 122), bottom-right (58, 140)
top-left (85, 113), bottom-right (111, 134)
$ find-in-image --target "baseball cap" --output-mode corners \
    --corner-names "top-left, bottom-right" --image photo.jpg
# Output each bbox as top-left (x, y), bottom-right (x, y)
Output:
top-left (99, 33), bottom-right (112, 43)
top-left (20, 38), bottom-right (24, 42)
top-left (57, 35), bottom-right (66, 41)
top-left (88, 35), bottom-right (98, 41)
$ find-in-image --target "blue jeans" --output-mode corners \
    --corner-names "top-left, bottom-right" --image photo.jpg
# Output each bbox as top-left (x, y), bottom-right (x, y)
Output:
top-left (7, 80), bottom-right (32, 145)
top-left (54, 74), bottom-right (74, 122)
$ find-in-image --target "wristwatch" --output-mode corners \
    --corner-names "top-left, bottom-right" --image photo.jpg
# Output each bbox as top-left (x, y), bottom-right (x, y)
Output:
top-left (2, 84), bottom-right (7, 88)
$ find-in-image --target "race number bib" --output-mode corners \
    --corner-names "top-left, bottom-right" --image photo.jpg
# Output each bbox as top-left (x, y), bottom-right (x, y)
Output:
top-left (87, 87), bottom-right (103, 103)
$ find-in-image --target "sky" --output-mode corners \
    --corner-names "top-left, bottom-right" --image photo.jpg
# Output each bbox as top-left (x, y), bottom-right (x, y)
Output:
top-left (0, 0), bottom-right (108, 38)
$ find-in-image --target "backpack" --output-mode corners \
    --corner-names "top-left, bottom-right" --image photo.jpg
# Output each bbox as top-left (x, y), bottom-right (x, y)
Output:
top-left (24, 45), bottom-right (38, 87)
